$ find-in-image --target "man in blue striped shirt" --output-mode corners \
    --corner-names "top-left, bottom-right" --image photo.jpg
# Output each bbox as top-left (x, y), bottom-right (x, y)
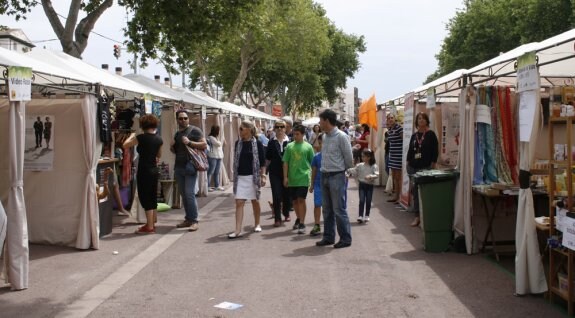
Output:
top-left (316, 109), bottom-right (354, 249)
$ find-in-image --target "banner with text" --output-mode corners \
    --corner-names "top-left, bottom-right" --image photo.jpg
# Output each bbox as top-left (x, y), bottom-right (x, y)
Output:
top-left (8, 66), bottom-right (32, 101)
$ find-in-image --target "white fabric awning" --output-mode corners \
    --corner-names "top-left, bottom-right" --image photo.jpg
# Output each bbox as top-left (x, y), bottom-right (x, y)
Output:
top-left (0, 47), bottom-right (91, 85)
top-left (25, 49), bottom-right (172, 99)
top-left (124, 74), bottom-right (212, 107)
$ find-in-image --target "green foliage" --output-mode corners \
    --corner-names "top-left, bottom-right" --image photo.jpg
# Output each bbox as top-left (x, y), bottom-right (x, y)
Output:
top-left (0, 0), bottom-right (37, 20)
top-left (427, 0), bottom-right (574, 83)
top-left (123, 0), bottom-right (261, 67)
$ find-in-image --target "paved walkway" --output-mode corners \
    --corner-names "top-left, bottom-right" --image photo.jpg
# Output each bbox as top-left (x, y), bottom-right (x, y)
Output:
top-left (0, 181), bottom-right (565, 317)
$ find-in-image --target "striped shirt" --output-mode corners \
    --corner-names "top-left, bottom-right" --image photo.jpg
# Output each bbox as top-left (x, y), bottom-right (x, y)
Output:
top-left (387, 123), bottom-right (403, 170)
top-left (321, 127), bottom-right (353, 172)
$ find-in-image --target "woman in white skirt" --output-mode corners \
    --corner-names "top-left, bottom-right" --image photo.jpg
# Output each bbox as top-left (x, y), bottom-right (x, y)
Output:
top-left (229, 120), bottom-right (267, 239)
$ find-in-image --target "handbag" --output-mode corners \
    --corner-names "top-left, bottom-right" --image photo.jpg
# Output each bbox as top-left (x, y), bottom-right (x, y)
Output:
top-left (187, 146), bottom-right (209, 171)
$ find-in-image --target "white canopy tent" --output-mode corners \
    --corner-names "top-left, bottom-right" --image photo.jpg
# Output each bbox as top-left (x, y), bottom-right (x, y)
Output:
top-left (0, 47), bottom-right (184, 291)
top-left (379, 28), bottom-right (575, 296)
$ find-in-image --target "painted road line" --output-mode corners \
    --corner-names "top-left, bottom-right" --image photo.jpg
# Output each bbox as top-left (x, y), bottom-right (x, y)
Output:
top-left (56, 196), bottom-right (227, 318)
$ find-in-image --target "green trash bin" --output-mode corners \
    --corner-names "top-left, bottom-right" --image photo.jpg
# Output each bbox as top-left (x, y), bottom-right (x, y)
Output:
top-left (413, 170), bottom-right (459, 252)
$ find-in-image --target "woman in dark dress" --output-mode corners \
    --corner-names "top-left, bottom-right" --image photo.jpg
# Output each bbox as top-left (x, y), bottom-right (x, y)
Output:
top-left (265, 120), bottom-right (292, 227)
top-left (406, 112), bottom-right (438, 227)
top-left (124, 114), bottom-right (164, 234)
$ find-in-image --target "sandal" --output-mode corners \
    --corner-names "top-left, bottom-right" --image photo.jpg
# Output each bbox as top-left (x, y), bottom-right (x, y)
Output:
top-left (228, 232), bottom-right (243, 239)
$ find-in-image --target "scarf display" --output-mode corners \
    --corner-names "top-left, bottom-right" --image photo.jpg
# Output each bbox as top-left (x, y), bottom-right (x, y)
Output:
top-left (232, 137), bottom-right (261, 199)
top-left (473, 86), bottom-right (517, 185)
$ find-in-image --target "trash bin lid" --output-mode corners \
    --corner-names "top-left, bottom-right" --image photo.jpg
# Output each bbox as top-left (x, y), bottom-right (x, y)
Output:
top-left (413, 169), bottom-right (459, 184)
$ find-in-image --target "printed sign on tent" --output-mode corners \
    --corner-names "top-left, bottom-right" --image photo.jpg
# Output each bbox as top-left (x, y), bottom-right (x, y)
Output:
top-left (517, 52), bottom-right (538, 93)
top-left (519, 90), bottom-right (538, 142)
top-left (426, 88), bottom-right (436, 109)
top-left (25, 115), bottom-right (55, 171)
top-left (475, 105), bottom-right (491, 125)
top-left (8, 66), bottom-right (32, 102)
top-left (144, 93), bottom-right (153, 114)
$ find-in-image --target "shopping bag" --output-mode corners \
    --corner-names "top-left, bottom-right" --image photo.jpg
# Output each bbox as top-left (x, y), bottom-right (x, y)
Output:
top-left (187, 146), bottom-right (209, 171)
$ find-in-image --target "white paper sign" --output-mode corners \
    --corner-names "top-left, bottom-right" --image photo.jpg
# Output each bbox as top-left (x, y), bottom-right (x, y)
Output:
top-left (519, 90), bottom-right (537, 142)
top-left (475, 104), bottom-right (491, 125)
top-left (557, 207), bottom-right (568, 233)
top-left (562, 216), bottom-right (575, 251)
top-left (144, 94), bottom-right (152, 114)
top-left (517, 52), bottom-right (538, 93)
top-left (426, 88), bottom-right (436, 109)
top-left (8, 66), bottom-right (32, 101)
top-left (201, 106), bottom-right (207, 120)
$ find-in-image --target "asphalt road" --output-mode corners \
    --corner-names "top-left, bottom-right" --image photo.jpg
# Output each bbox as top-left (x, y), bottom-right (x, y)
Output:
top-left (0, 181), bottom-right (565, 318)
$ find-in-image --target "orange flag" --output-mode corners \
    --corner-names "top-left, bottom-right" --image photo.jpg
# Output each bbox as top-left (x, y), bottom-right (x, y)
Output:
top-left (358, 94), bottom-right (377, 131)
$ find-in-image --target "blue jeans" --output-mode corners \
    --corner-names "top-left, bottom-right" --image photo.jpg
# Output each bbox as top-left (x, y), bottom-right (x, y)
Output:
top-left (358, 182), bottom-right (374, 217)
top-left (321, 171), bottom-right (352, 244)
top-left (207, 157), bottom-right (222, 188)
top-left (175, 161), bottom-right (199, 222)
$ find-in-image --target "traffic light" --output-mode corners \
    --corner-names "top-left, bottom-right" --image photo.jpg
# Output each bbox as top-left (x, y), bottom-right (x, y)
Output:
top-left (113, 45), bottom-right (121, 59)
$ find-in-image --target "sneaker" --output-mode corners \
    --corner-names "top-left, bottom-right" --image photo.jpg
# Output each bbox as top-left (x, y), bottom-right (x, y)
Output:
top-left (297, 224), bottom-right (306, 234)
top-left (284, 216), bottom-right (291, 222)
top-left (135, 225), bottom-right (155, 234)
top-left (217, 186), bottom-right (225, 191)
top-left (117, 210), bottom-right (130, 217)
top-left (188, 222), bottom-right (199, 232)
top-left (364, 216), bottom-right (370, 223)
top-left (208, 187), bottom-right (215, 192)
top-left (357, 216), bottom-right (364, 223)
top-left (176, 220), bottom-right (193, 228)
top-left (292, 218), bottom-right (301, 230)
top-left (310, 224), bottom-right (321, 236)
top-left (273, 221), bottom-right (281, 227)
top-left (254, 225), bottom-right (262, 232)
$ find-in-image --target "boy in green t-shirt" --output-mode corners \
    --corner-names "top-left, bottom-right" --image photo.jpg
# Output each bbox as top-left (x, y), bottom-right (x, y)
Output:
top-left (283, 124), bottom-right (315, 234)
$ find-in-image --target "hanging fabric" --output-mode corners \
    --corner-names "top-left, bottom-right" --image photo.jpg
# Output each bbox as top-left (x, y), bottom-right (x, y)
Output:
top-left (501, 87), bottom-right (518, 183)
top-left (492, 87), bottom-right (513, 184)
top-left (473, 87), bottom-right (485, 184)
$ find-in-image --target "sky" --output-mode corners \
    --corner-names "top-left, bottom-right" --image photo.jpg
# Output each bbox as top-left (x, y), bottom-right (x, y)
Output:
top-left (1, 0), bottom-right (462, 102)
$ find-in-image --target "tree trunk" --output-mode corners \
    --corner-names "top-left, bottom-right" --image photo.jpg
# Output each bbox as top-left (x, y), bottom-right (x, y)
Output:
top-left (41, 0), bottom-right (113, 58)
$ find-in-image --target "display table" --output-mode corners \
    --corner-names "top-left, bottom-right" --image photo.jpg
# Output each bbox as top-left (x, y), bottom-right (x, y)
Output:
top-left (473, 188), bottom-right (547, 261)
top-left (97, 158), bottom-right (119, 237)
top-left (160, 180), bottom-right (180, 208)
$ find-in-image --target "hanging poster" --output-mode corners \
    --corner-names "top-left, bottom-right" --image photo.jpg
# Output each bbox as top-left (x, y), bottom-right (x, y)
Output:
top-left (440, 103), bottom-right (460, 167)
top-left (475, 104), bottom-right (491, 125)
top-left (562, 215), bottom-right (575, 251)
top-left (144, 93), bottom-right (153, 114)
top-left (201, 106), bottom-right (207, 120)
top-left (400, 93), bottom-right (415, 208)
top-left (8, 66), bottom-right (32, 101)
top-left (519, 90), bottom-right (538, 142)
top-left (426, 88), bottom-right (436, 109)
top-left (517, 52), bottom-right (538, 93)
top-left (25, 115), bottom-right (55, 171)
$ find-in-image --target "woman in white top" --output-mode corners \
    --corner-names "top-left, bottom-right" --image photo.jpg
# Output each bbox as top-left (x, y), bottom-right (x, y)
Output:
top-left (309, 124), bottom-right (321, 153)
top-left (207, 125), bottom-right (225, 191)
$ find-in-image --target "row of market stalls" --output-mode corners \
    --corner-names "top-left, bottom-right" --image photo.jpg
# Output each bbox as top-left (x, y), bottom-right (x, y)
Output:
top-left (0, 47), bottom-right (275, 290)
top-left (378, 28), bottom-right (575, 296)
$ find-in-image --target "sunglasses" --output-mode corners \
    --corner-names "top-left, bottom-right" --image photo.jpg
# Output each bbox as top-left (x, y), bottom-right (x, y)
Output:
top-left (274, 125), bottom-right (285, 129)
top-left (178, 117), bottom-right (188, 120)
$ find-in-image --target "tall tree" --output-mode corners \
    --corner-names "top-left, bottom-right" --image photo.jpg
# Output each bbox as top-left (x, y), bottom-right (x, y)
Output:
top-left (1, 0), bottom-right (114, 58)
top-left (426, 0), bottom-right (573, 83)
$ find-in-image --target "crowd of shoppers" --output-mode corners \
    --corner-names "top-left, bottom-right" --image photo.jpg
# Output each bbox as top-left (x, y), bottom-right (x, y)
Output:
top-left (120, 108), bottom-right (440, 248)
